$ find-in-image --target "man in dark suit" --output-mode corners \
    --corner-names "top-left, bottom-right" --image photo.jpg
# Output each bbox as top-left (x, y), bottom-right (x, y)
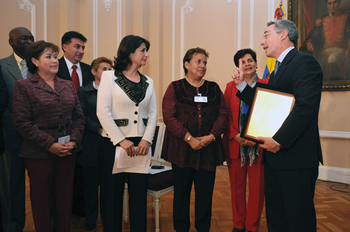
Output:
top-left (56, 31), bottom-right (94, 90)
top-left (232, 20), bottom-right (323, 232)
top-left (56, 31), bottom-right (94, 217)
top-left (0, 66), bottom-right (8, 232)
top-left (0, 27), bottom-right (34, 232)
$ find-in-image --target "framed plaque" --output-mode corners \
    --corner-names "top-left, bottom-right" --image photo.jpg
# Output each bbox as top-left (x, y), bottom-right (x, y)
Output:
top-left (242, 84), bottom-right (295, 143)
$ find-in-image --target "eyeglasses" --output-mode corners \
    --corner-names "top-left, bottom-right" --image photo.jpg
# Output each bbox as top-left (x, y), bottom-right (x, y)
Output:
top-left (263, 31), bottom-right (276, 39)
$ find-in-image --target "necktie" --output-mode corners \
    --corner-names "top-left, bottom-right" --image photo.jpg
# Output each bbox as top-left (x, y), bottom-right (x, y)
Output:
top-left (274, 60), bottom-right (280, 74)
top-left (71, 65), bottom-right (80, 92)
top-left (20, 60), bottom-right (28, 79)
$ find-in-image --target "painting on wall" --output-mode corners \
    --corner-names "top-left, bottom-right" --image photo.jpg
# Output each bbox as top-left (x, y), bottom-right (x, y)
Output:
top-left (289, 0), bottom-right (350, 91)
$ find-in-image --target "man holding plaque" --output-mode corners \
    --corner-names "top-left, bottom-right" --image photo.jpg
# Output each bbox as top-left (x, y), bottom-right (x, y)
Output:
top-left (232, 20), bottom-right (323, 232)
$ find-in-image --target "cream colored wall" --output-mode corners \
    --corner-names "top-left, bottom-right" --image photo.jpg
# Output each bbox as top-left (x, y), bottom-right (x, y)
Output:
top-left (0, 0), bottom-right (349, 179)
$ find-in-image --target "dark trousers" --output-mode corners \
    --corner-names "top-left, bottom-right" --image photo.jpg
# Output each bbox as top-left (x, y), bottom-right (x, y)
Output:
top-left (82, 165), bottom-right (100, 225)
top-left (172, 164), bottom-right (216, 232)
top-left (99, 138), bottom-right (148, 232)
top-left (24, 154), bottom-right (76, 232)
top-left (0, 149), bottom-right (25, 232)
top-left (10, 149), bottom-right (25, 232)
top-left (264, 162), bottom-right (318, 232)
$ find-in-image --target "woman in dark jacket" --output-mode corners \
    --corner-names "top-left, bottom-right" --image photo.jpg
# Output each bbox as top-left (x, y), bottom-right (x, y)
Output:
top-left (12, 41), bottom-right (84, 232)
top-left (77, 57), bottom-right (113, 231)
top-left (162, 47), bottom-right (229, 232)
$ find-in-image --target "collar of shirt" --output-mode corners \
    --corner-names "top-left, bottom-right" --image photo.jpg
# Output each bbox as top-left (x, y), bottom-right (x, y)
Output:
top-left (13, 52), bottom-right (24, 70)
top-left (64, 56), bottom-right (83, 86)
top-left (93, 81), bottom-right (99, 90)
top-left (63, 56), bottom-right (81, 72)
top-left (276, 46), bottom-right (295, 63)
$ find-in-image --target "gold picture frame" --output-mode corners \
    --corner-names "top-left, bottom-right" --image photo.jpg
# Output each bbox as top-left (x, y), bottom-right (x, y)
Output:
top-left (288, 0), bottom-right (350, 91)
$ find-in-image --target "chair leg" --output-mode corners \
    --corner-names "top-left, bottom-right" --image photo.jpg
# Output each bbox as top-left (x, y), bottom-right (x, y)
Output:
top-left (155, 197), bottom-right (160, 232)
top-left (123, 183), bottom-right (129, 223)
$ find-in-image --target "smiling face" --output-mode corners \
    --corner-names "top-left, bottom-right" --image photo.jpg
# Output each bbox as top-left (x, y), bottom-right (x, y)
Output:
top-left (9, 28), bottom-right (34, 59)
top-left (32, 48), bottom-right (59, 77)
top-left (62, 38), bottom-right (85, 64)
top-left (185, 53), bottom-right (207, 80)
top-left (129, 43), bottom-right (149, 67)
top-left (240, 53), bottom-right (257, 78)
top-left (260, 24), bottom-right (283, 59)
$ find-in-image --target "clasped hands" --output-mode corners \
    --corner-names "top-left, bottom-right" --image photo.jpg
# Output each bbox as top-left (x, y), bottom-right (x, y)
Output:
top-left (49, 141), bottom-right (77, 157)
top-left (188, 135), bottom-right (214, 151)
top-left (119, 139), bottom-right (149, 157)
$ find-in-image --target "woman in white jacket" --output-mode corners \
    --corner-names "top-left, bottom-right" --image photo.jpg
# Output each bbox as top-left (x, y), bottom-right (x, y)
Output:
top-left (97, 35), bottom-right (157, 232)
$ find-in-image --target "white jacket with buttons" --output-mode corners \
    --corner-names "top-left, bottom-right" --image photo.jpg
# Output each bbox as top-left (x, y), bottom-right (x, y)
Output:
top-left (97, 70), bottom-right (157, 146)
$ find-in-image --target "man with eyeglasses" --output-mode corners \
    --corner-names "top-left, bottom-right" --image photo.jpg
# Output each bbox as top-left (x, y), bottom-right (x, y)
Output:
top-left (232, 20), bottom-right (323, 232)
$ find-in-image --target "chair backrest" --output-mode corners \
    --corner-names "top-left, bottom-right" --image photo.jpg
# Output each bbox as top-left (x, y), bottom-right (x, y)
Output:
top-left (150, 123), bottom-right (165, 164)
top-left (154, 124), bottom-right (170, 165)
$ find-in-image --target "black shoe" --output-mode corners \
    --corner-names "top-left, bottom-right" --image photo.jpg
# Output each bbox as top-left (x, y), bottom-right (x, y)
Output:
top-left (85, 223), bottom-right (96, 231)
top-left (233, 228), bottom-right (245, 232)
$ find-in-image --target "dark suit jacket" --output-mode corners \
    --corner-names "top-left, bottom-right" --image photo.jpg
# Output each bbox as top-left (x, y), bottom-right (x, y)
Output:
top-left (0, 54), bottom-right (33, 151)
top-left (237, 48), bottom-right (323, 170)
top-left (56, 57), bottom-right (94, 88)
top-left (0, 66), bottom-right (9, 154)
top-left (12, 73), bottom-right (84, 159)
top-left (76, 82), bottom-right (104, 166)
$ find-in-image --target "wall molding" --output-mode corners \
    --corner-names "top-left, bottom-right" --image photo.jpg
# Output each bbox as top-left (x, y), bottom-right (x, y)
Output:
top-left (268, 0), bottom-right (274, 22)
top-left (250, 0), bottom-right (254, 48)
top-left (319, 166), bottom-right (350, 184)
top-left (93, 0), bottom-right (98, 58)
top-left (180, 0), bottom-right (192, 79)
top-left (103, 0), bottom-right (113, 11)
top-left (17, 0), bottom-right (36, 38)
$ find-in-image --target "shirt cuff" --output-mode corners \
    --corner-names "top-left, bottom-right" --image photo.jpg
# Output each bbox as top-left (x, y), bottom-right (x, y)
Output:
top-left (236, 80), bottom-right (247, 92)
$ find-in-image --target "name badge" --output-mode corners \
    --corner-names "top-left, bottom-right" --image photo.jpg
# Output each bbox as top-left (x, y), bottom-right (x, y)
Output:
top-left (58, 134), bottom-right (70, 143)
top-left (194, 93), bottom-right (207, 103)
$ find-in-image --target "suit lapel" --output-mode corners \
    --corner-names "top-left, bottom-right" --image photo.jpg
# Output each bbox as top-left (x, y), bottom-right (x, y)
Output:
top-left (58, 57), bottom-right (71, 80)
top-left (269, 49), bottom-right (298, 86)
top-left (6, 54), bottom-right (23, 81)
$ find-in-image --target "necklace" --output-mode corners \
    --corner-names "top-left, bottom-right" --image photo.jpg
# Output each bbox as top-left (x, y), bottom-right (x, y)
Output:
top-left (185, 78), bottom-right (204, 87)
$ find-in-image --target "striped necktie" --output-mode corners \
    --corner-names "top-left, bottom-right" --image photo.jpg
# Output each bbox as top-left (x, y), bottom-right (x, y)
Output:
top-left (20, 60), bottom-right (28, 79)
top-left (274, 60), bottom-right (280, 75)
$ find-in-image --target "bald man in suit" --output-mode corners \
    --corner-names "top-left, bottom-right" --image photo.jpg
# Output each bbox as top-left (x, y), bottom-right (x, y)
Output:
top-left (0, 27), bottom-right (34, 232)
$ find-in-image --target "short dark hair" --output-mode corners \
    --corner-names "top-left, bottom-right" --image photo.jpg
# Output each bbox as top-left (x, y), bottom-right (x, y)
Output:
top-left (183, 47), bottom-right (209, 75)
top-left (113, 35), bottom-right (150, 71)
top-left (233, 48), bottom-right (257, 67)
top-left (26, 40), bottom-right (59, 74)
top-left (91, 57), bottom-right (113, 71)
top-left (61, 31), bottom-right (87, 51)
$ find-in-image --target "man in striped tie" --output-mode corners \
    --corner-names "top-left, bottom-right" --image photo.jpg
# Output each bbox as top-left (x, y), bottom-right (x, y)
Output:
top-left (0, 27), bottom-right (34, 232)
